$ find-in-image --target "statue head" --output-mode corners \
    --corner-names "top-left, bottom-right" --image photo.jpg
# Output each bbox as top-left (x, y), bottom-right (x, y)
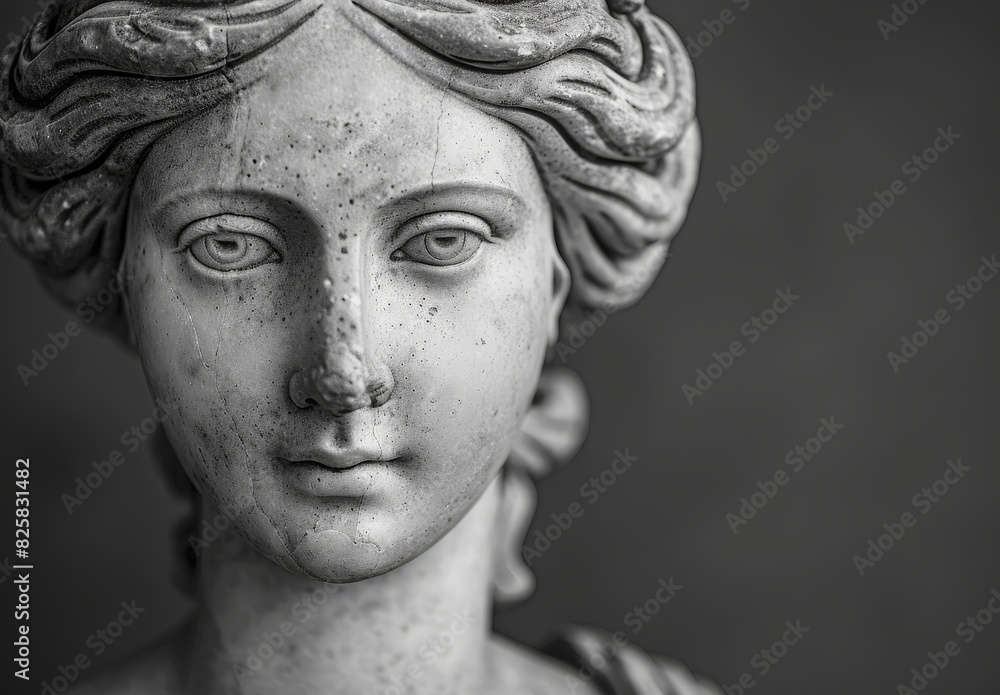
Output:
top-left (0, 0), bottom-right (698, 592)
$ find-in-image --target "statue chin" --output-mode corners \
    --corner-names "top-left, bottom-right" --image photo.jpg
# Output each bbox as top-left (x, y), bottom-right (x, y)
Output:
top-left (192, 467), bottom-right (507, 586)
top-left (288, 530), bottom-right (386, 582)
top-left (242, 503), bottom-right (438, 585)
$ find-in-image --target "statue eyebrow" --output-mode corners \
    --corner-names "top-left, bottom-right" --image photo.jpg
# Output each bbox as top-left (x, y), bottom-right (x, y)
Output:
top-left (393, 181), bottom-right (524, 204)
top-left (144, 188), bottom-right (319, 235)
top-left (380, 181), bottom-right (529, 239)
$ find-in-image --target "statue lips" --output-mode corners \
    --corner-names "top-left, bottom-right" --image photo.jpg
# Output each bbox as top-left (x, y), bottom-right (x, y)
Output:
top-left (278, 448), bottom-right (403, 498)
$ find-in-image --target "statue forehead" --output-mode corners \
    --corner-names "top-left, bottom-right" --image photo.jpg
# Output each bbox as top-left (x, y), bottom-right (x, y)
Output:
top-left (139, 2), bottom-right (540, 206)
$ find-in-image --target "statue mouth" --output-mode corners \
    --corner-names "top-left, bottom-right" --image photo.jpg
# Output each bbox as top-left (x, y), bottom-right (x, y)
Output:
top-left (282, 447), bottom-right (398, 470)
top-left (277, 450), bottom-right (406, 498)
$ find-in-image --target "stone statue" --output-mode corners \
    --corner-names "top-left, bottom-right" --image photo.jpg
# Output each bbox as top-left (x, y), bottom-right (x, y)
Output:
top-left (0, 0), bottom-right (708, 691)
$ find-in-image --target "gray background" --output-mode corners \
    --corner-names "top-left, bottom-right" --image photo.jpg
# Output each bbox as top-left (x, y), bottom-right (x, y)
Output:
top-left (2, 0), bottom-right (998, 693)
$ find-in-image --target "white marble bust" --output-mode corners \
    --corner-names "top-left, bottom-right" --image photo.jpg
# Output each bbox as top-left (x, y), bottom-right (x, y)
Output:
top-left (0, 0), bottom-right (707, 692)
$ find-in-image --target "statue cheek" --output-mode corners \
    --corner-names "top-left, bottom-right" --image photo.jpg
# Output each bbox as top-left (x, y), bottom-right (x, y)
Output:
top-left (126, 280), bottom-right (254, 512)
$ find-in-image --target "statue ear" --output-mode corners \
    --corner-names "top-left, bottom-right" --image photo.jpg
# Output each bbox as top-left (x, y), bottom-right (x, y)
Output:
top-left (547, 251), bottom-right (572, 349)
top-left (493, 466), bottom-right (538, 606)
top-left (493, 367), bottom-right (588, 606)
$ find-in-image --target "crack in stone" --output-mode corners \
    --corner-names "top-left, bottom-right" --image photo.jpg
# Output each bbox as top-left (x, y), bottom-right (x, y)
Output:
top-left (429, 68), bottom-right (454, 192)
top-left (213, 8), bottom-right (307, 572)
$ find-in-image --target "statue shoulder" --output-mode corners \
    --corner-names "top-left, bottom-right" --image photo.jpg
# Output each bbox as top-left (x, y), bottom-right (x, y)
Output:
top-left (541, 625), bottom-right (723, 695)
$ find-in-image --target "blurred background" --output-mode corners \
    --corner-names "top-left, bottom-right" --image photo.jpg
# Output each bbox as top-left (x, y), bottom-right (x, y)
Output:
top-left (2, 0), bottom-right (998, 693)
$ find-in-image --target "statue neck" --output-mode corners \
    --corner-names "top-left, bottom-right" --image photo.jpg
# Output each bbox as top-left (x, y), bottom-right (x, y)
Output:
top-left (184, 478), bottom-right (501, 695)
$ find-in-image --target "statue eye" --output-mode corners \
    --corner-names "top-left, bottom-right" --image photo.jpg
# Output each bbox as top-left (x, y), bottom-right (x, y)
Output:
top-left (181, 215), bottom-right (282, 272)
top-left (392, 212), bottom-right (490, 267)
top-left (190, 232), bottom-right (279, 271)
top-left (396, 230), bottom-right (482, 266)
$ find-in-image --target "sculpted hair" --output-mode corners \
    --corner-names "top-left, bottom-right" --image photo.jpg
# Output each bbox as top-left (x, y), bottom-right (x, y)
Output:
top-left (0, 0), bottom-right (698, 334)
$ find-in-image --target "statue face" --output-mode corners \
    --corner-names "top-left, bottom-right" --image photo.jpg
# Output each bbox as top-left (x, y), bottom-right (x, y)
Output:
top-left (123, 8), bottom-right (567, 582)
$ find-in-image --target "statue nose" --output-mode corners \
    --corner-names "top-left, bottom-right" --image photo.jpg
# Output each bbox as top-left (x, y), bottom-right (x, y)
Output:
top-left (288, 278), bottom-right (393, 416)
